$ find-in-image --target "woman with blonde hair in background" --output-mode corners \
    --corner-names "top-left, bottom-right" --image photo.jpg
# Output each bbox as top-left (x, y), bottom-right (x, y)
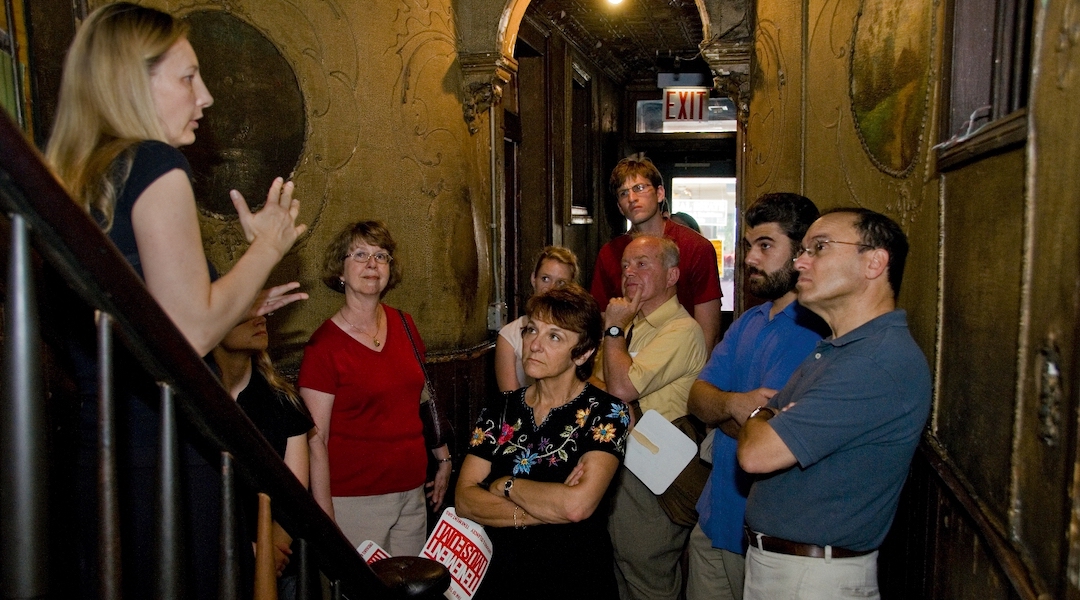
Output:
top-left (495, 246), bottom-right (579, 391)
top-left (47, 4), bottom-right (306, 597)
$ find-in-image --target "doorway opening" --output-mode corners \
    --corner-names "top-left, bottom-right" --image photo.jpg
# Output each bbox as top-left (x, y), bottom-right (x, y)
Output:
top-left (669, 176), bottom-right (736, 311)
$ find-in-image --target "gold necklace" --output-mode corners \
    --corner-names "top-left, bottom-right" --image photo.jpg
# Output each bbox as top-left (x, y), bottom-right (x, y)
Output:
top-left (340, 306), bottom-right (382, 347)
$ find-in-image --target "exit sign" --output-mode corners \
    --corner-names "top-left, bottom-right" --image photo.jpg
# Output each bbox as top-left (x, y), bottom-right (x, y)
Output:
top-left (664, 88), bottom-right (710, 121)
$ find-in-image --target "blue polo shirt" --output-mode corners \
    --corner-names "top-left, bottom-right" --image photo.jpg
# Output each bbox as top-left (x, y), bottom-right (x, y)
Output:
top-left (744, 309), bottom-right (931, 551)
top-left (695, 300), bottom-right (826, 553)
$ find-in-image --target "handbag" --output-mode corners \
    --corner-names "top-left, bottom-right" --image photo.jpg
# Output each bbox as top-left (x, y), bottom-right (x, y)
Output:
top-left (655, 413), bottom-right (711, 527)
top-left (399, 310), bottom-right (452, 449)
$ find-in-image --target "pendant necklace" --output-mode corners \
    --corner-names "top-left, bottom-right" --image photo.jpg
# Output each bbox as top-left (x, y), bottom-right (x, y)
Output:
top-left (340, 306), bottom-right (382, 347)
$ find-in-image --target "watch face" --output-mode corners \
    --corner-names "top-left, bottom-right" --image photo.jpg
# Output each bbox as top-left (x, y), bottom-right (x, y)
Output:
top-left (606, 326), bottom-right (623, 337)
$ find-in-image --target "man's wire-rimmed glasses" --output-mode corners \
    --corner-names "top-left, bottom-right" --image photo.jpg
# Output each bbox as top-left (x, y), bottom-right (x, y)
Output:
top-left (794, 239), bottom-right (873, 261)
top-left (616, 183), bottom-right (653, 200)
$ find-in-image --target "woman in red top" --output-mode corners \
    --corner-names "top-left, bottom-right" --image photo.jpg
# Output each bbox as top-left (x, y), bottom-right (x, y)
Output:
top-left (299, 221), bottom-right (451, 555)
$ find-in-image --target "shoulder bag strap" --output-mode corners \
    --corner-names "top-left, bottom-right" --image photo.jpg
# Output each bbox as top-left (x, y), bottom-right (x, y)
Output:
top-left (398, 309), bottom-right (450, 449)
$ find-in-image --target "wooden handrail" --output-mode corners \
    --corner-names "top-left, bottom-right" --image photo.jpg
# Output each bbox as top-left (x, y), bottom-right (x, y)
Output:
top-left (0, 110), bottom-right (395, 598)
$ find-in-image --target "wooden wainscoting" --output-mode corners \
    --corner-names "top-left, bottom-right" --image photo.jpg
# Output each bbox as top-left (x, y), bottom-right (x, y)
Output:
top-left (424, 341), bottom-right (498, 511)
top-left (880, 438), bottom-right (1045, 600)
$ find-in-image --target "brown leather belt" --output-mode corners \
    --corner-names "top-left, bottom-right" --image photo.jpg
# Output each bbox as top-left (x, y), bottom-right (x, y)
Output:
top-left (744, 527), bottom-right (875, 559)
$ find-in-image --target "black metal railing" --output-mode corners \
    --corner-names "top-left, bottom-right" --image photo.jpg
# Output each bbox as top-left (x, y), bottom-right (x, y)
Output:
top-left (0, 110), bottom-right (448, 599)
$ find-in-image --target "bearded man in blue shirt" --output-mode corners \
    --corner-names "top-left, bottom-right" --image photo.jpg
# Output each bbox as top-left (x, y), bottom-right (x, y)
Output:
top-left (685, 193), bottom-right (827, 600)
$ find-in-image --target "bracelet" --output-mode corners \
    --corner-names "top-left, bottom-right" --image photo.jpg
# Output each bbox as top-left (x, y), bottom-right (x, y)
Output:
top-left (436, 457), bottom-right (452, 464)
top-left (513, 506), bottom-right (520, 529)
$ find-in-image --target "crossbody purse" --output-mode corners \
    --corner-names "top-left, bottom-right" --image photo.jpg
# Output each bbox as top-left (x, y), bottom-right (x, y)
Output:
top-left (399, 309), bottom-right (452, 449)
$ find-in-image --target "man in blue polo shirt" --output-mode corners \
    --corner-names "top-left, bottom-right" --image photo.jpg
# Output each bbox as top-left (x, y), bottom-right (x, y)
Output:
top-left (685, 193), bottom-right (827, 600)
top-left (737, 208), bottom-right (931, 600)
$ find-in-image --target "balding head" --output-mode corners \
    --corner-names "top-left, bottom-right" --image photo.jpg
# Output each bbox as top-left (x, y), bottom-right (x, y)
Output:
top-left (621, 235), bottom-right (680, 314)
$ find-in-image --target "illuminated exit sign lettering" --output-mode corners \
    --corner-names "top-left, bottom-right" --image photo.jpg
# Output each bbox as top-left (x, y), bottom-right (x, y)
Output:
top-left (664, 87), bottom-right (709, 121)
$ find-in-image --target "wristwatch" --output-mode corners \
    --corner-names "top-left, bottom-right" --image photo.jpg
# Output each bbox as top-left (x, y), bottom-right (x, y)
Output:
top-left (503, 477), bottom-right (515, 498)
top-left (748, 406), bottom-right (778, 421)
top-left (605, 326), bottom-right (624, 338)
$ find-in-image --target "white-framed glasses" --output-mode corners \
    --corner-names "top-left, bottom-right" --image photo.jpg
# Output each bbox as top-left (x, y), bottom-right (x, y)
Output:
top-left (346, 250), bottom-right (393, 264)
top-left (617, 183), bottom-right (653, 199)
top-left (794, 239), bottom-right (873, 261)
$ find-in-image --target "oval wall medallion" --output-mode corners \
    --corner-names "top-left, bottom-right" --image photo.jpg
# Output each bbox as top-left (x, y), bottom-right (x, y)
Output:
top-left (180, 10), bottom-right (306, 218)
top-left (849, 0), bottom-right (932, 178)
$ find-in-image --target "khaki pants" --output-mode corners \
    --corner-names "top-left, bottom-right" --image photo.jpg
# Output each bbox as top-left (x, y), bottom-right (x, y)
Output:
top-left (744, 545), bottom-right (880, 600)
top-left (332, 485), bottom-right (427, 557)
top-left (686, 522), bottom-right (744, 600)
top-left (608, 467), bottom-right (690, 600)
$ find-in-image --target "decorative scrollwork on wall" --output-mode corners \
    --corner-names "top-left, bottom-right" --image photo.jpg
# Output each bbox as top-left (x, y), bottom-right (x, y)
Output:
top-left (141, 0), bottom-right (363, 261)
top-left (389, 3), bottom-right (461, 199)
top-left (388, 1), bottom-right (485, 309)
top-left (748, 19), bottom-right (787, 190)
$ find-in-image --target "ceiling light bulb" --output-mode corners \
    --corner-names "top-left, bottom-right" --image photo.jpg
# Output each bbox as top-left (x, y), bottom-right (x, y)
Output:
top-left (608, 0), bottom-right (623, 4)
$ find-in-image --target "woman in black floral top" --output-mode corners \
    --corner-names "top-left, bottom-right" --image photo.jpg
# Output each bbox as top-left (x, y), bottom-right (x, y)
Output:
top-left (456, 284), bottom-right (630, 600)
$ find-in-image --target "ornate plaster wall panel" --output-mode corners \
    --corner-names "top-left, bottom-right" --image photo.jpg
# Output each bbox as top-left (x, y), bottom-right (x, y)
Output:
top-left (180, 11), bottom-right (306, 219)
top-left (130, 0), bottom-right (366, 255)
top-left (125, 0), bottom-right (490, 355)
top-left (743, 0), bottom-right (942, 350)
top-left (801, 0), bottom-right (942, 350)
top-left (378, 0), bottom-right (489, 341)
top-left (745, 5), bottom-right (803, 196)
top-left (801, 0), bottom-right (937, 223)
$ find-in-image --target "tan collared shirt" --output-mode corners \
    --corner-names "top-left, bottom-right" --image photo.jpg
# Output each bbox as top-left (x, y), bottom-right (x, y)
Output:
top-left (593, 295), bottom-right (707, 421)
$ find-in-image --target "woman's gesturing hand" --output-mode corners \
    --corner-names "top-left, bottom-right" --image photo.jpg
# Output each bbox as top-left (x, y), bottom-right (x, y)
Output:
top-left (249, 282), bottom-right (309, 319)
top-left (231, 177), bottom-right (307, 257)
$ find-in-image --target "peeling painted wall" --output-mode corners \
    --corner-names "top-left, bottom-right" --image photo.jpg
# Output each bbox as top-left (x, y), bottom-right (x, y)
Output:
top-left (119, 0), bottom-right (494, 366)
top-left (744, 0), bottom-right (942, 355)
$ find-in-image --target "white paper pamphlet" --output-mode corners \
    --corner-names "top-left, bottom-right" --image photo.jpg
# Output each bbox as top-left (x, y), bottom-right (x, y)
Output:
top-left (624, 409), bottom-right (697, 494)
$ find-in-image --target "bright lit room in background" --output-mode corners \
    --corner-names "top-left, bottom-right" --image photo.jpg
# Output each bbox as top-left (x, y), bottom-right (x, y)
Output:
top-left (670, 177), bottom-right (736, 311)
top-left (631, 92), bottom-right (738, 311)
top-left (620, 175), bottom-right (737, 312)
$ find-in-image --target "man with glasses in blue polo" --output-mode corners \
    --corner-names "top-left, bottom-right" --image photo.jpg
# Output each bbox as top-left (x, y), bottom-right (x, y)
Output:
top-left (736, 208), bottom-right (931, 600)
